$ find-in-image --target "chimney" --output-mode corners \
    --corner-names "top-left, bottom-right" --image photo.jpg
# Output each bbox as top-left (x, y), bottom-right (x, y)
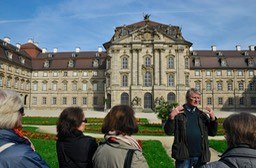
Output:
top-left (211, 45), bottom-right (217, 51)
top-left (249, 45), bottom-right (255, 51)
top-left (3, 37), bottom-right (11, 43)
top-left (27, 38), bottom-right (33, 43)
top-left (53, 48), bottom-right (58, 53)
top-left (236, 45), bottom-right (241, 51)
top-left (98, 46), bottom-right (103, 53)
top-left (42, 48), bottom-right (47, 53)
top-left (75, 47), bottom-right (80, 53)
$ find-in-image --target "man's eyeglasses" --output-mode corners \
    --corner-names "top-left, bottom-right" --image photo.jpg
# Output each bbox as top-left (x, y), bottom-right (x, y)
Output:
top-left (82, 118), bottom-right (87, 123)
top-left (19, 107), bottom-right (25, 116)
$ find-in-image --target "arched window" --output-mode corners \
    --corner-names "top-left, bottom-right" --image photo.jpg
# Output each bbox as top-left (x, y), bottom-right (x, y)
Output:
top-left (145, 57), bottom-right (151, 67)
top-left (144, 72), bottom-right (152, 86)
top-left (144, 92), bottom-right (152, 108)
top-left (167, 92), bottom-right (176, 103)
top-left (122, 57), bottom-right (128, 69)
top-left (168, 57), bottom-right (174, 69)
top-left (121, 92), bottom-right (129, 105)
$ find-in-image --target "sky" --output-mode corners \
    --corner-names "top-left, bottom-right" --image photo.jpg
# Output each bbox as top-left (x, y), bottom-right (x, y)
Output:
top-left (0, 0), bottom-right (255, 52)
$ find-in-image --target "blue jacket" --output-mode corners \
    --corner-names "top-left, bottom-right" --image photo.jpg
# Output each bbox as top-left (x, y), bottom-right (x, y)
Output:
top-left (0, 129), bottom-right (49, 168)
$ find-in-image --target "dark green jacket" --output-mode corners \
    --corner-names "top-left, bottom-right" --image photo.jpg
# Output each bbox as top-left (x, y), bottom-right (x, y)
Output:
top-left (164, 105), bottom-right (218, 162)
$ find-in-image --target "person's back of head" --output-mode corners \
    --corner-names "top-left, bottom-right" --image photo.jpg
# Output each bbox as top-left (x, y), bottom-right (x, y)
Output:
top-left (102, 105), bottom-right (138, 136)
top-left (0, 89), bottom-right (23, 129)
top-left (223, 112), bottom-right (256, 148)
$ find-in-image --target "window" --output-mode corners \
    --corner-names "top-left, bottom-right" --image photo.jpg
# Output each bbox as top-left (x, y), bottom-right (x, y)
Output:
top-left (42, 97), bottom-right (47, 105)
top-left (218, 97), bottom-right (223, 105)
top-left (227, 70), bottom-right (232, 76)
top-left (93, 83), bottom-right (98, 91)
top-left (167, 92), bottom-right (176, 103)
top-left (43, 72), bottom-right (48, 77)
top-left (0, 77), bottom-right (2, 87)
top-left (168, 74), bottom-right (174, 86)
top-left (206, 71), bottom-right (211, 76)
top-left (206, 82), bottom-right (212, 91)
top-left (63, 71), bottom-right (68, 77)
top-left (20, 81), bottom-right (24, 90)
top-left (82, 97), bottom-right (87, 105)
top-left (249, 70), bottom-right (254, 76)
top-left (33, 83), bottom-right (38, 91)
top-left (72, 83), bottom-right (77, 91)
top-left (221, 59), bottom-right (227, 66)
top-left (238, 82), bottom-right (244, 90)
top-left (82, 83), bottom-right (87, 91)
top-left (228, 97), bottom-right (233, 105)
top-left (121, 93), bottom-right (129, 105)
top-left (52, 97), bottom-right (57, 105)
top-left (93, 97), bottom-right (98, 105)
top-left (53, 72), bottom-right (58, 77)
top-left (168, 57), bottom-right (174, 69)
top-left (122, 75), bottom-right (128, 87)
top-left (122, 57), bottom-right (128, 69)
top-left (68, 60), bottom-right (74, 67)
top-left (145, 57), bottom-right (151, 67)
top-left (227, 82), bottom-right (233, 91)
top-left (63, 83), bottom-right (67, 91)
top-left (194, 58), bottom-right (200, 66)
top-left (251, 97), bottom-right (256, 105)
top-left (185, 58), bottom-right (189, 69)
top-left (207, 97), bottom-right (212, 105)
top-left (32, 97), bottom-right (37, 105)
top-left (93, 71), bottom-right (98, 77)
top-left (14, 79), bottom-right (18, 89)
top-left (72, 97), bottom-right (77, 105)
top-left (63, 97), bottom-right (67, 105)
top-left (144, 72), bottom-right (152, 86)
top-left (52, 83), bottom-right (57, 91)
top-left (195, 82), bottom-right (201, 91)
top-left (7, 78), bottom-right (11, 88)
top-left (33, 72), bottom-right (38, 77)
top-left (185, 75), bottom-right (189, 87)
top-left (217, 82), bottom-right (222, 91)
top-left (239, 97), bottom-right (244, 105)
top-left (42, 83), bottom-right (47, 91)
top-left (216, 70), bottom-right (222, 76)
top-left (73, 72), bottom-right (77, 77)
top-left (249, 82), bottom-right (255, 91)
top-left (83, 71), bottom-right (88, 77)
top-left (195, 70), bottom-right (200, 76)
top-left (237, 70), bottom-right (243, 76)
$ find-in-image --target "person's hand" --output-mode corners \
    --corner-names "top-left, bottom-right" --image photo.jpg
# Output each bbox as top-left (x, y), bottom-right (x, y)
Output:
top-left (170, 106), bottom-right (184, 120)
top-left (205, 107), bottom-right (215, 121)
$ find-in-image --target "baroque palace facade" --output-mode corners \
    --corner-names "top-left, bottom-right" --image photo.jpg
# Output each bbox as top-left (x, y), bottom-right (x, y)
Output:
top-left (0, 17), bottom-right (256, 111)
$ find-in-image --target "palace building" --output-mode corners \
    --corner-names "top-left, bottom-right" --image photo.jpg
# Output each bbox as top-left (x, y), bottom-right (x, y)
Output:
top-left (0, 17), bottom-right (255, 112)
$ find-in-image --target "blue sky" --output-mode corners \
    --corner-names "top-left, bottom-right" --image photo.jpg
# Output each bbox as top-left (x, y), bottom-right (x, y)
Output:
top-left (0, 0), bottom-right (255, 52)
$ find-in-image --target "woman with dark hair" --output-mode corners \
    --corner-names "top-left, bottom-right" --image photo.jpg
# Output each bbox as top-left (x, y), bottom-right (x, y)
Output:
top-left (56, 107), bottom-right (98, 168)
top-left (93, 105), bottom-right (148, 168)
top-left (202, 112), bottom-right (256, 168)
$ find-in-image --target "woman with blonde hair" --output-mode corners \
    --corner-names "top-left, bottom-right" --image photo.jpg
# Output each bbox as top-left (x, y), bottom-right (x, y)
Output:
top-left (93, 105), bottom-right (148, 168)
top-left (0, 89), bottom-right (49, 167)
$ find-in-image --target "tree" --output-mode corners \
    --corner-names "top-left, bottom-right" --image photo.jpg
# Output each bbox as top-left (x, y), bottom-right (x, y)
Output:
top-left (154, 99), bottom-right (178, 121)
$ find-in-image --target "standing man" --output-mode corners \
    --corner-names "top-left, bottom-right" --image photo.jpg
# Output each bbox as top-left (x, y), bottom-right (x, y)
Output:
top-left (164, 88), bottom-right (218, 168)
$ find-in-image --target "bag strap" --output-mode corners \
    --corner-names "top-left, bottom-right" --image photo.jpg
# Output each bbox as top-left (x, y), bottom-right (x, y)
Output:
top-left (0, 143), bottom-right (15, 153)
top-left (124, 149), bottom-right (135, 168)
top-left (219, 159), bottom-right (236, 168)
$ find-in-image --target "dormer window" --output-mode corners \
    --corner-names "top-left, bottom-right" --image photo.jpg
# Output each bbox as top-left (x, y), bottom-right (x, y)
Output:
top-left (93, 59), bottom-right (99, 68)
top-left (68, 60), bottom-right (74, 67)
top-left (194, 58), bottom-right (201, 67)
top-left (220, 59), bottom-right (227, 67)
top-left (244, 51), bottom-right (249, 56)
top-left (217, 52), bottom-right (223, 56)
top-left (19, 56), bottom-right (25, 64)
top-left (72, 53), bottom-right (76, 57)
top-left (248, 58), bottom-right (254, 67)
top-left (48, 54), bottom-right (53, 58)
top-left (5, 51), bottom-right (13, 60)
top-left (44, 60), bottom-right (49, 68)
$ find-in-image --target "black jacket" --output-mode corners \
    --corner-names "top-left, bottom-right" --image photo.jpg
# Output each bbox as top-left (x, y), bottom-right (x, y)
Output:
top-left (164, 105), bottom-right (218, 162)
top-left (56, 134), bottom-right (98, 168)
